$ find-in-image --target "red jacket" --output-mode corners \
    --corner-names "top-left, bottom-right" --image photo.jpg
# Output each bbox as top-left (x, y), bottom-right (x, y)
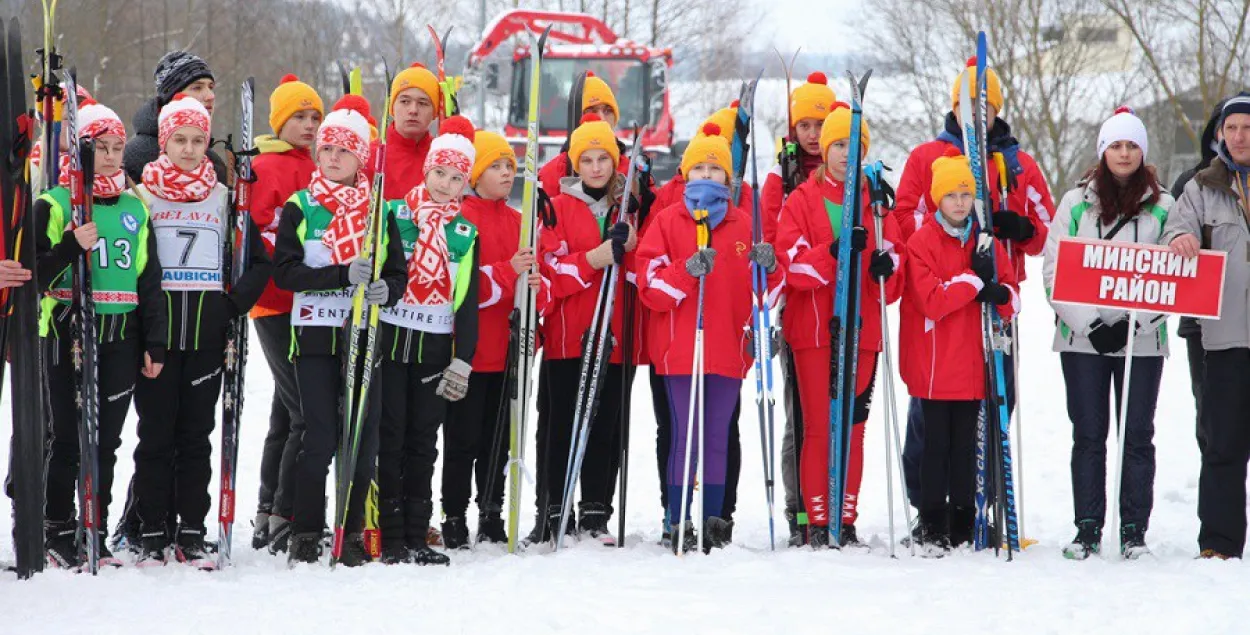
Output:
top-left (892, 136), bottom-right (1054, 283)
top-left (461, 196), bottom-right (522, 373)
top-left (899, 217), bottom-right (1018, 401)
top-left (538, 187), bottom-right (646, 364)
top-left (776, 172), bottom-right (905, 354)
top-left (759, 151), bottom-right (823, 244)
top-left (538, 148), bottom-right (630, 196)
top-left (635, 201), bottom-right (783, 378)
top-left (248, 139), bottom-right (315, 318)
top-left (381, 123), bottom-right (432, 200)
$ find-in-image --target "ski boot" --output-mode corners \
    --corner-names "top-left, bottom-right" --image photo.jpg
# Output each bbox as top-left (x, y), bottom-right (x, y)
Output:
top-left (409, 526), bottom-right (451, 566)
top-left (670, 520), bottom-right (698, 555)
top-left (441, 517), bottom-right (470, 550)
top-left (337, 533), bottom-right (372, 567)
top-left (807, 525), bottom-right (831, 549)
top-left (379, 540), bottom-right (412, 564)
top-left (919, 510), bottom-right (950, 558)
top-left (287, 532), bottom-right (322, 566)
top-left (426, 526), bottom-right (443, 547)
top-left (110, 515), bottom-right (142, 555)
top-left (949, 506), bottom-right (976, 548)
top-left (838, 524), bottom-right (869, 550)
top-left (475, 506), bottom-right (508, 545)
top-left (1198, 549), bottom-right (1236, 560)
top-left (786, 511), bottom-right (808, 548)
top-left (703, 517), bottom-right (734, 553)
top-left (136, 530), bottom-right (169, 569)
top-left (578, 502), bottom-right (616, 547)
top-left (1062, 519), bottom-right (1101, 561)
top-left (44, 520), bottom-right (81, 570)
top-left (267, 515), bottom-right (292, 555)
top-left (96, 536), bottom-right (124, 568)
top-left (1120, 523), bottom-right (1150, 560)
top-left (251, 512), bottom-right (271, 550)
top-left (174, 526), bottom-right (217, 571)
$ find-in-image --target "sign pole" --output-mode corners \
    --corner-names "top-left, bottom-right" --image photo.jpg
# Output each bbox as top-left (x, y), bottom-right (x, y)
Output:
top-left (1107, 309), bottom-right (1138, 559)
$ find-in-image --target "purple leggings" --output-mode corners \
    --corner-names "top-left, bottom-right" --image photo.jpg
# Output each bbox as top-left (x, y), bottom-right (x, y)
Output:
top-left (665, 373), bottom-right (742, 522)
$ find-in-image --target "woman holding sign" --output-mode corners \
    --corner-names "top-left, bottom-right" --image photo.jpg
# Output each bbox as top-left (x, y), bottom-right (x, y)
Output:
top-left (1042, 107), bottom-right (1172, 561)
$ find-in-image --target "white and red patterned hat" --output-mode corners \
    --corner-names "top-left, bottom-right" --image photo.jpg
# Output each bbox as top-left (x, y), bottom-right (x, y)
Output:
top-left (317, 94), bottom-right (373, 167)
top-left (158, 92), bottom-right (212, 149)
top-left (78, 99), bottom-right (127, 143)
top-left (424, 115), bottom-right (476, 178)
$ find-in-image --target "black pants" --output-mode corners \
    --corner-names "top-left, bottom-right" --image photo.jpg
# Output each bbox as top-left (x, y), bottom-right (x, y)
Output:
top-left (1183, 333), bottom-right (1206, 454)
top-left (377, 358), bottom-right (444, 547)
top-left (291, 353), bottom-right (380, 535)
top-left (905, 351), bottom-right (1016, 505)
top-left (917, 399), bottom-right (980, 515)
top-left (1198, 348), bottom-right (1250, 556)
top-left (1061, 352), bottom-right (1161, 529)
top-left (651, 366), bottom-right (741, 521)
top-left (254, 315), bottom-right (303, 516)
top-left (540, 358), bottom-right (625, 516)
top-left (442, 370), bottom-right (509, 519)
top-left (45, 337), bottom-right (140, 529)
top-left (780, 340), bottom-right (805, 518)
top-left (133, 348), bottom-right (223, 534)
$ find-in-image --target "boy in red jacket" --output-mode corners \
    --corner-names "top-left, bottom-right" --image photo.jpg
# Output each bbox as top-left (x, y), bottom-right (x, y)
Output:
top-left (775, 104), bottom-right (904, 548)
top-left (534, 113), bottom-right (648, 546)
top-left (248, 74), bottom-right (324, 552)
top-left (899, 153), bottom-right (1017, 554)
top-left (382, 63), bottom-right (440, 199)
top-left (440, 130), bottom-right (544, 548)
top-left (636, 123), bottom-right (782, 553)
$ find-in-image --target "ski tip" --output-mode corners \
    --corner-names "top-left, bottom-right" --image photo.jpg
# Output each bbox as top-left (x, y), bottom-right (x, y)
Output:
top-left (536, 24), bottom-right (553, 51)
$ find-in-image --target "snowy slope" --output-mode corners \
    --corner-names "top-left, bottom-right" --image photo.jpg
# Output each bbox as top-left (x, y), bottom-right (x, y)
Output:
top-left (0, 257), bottom-right (1243, 634)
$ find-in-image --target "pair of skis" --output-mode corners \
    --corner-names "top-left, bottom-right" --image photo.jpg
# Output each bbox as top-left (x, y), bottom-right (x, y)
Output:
top-left (826, 71), bottom-right (871, 546)
top-left (553, 129), bottom-right (644, 551)
top-left (505, 25), bottom-right (552, 555)
top-left (2, 16), bottom-right (46, 580)
top-left (331, 64), bottom-right (395, 567)
top-left (216, 78), bottom-right (257, 569)
top-left (962, 32), bottom-right (1020, 557)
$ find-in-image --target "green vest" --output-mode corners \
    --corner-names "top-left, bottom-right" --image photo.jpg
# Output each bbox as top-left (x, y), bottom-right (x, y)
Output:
top-left (379, 199), bottom-right (477, 333)
top-left (39, 187), bottom-right (151, 334)
top-left (289, 190), bottom-right (392, 328)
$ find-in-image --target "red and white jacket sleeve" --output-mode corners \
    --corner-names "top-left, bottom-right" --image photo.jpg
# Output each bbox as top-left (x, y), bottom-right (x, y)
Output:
top-left (635, 220), bottom-right (699, 313)
top-left (776, 194), bottom-right (834, 291)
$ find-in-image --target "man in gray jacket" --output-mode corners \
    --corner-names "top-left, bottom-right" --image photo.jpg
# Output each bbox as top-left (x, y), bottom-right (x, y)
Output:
top-left (1164, 92), bottom-right (1250, 559)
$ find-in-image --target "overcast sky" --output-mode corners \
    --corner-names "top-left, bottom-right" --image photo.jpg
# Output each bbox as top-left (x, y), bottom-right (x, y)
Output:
top-left (755, 0), bottom-right (863, 53)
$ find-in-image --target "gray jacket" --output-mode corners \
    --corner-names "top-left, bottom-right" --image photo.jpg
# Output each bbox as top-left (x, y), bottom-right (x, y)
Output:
top-left (1160, 160), bottom-right (1250, 351)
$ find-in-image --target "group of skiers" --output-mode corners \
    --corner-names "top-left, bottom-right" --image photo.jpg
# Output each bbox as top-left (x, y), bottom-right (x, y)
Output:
top-left (6, 43), bottom-right (1250, 574)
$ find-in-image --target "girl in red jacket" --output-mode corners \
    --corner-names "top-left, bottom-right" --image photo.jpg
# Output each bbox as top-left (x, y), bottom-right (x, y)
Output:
top-left (776, 104), bottom-right (904, 548)
top-left (535, 113), bottom-right (647, 545)
top-left (248, 74), bottom-right (324, 552)
top-left (440, 130), bottom-right (543, 548)
top-left (899, 153), bottom-right (1018, 554)
top-left (636, 123), bottom-right (781, 552)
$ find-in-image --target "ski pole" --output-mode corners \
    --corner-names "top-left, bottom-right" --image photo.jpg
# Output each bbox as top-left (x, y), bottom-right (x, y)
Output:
top-left (993, 151), bottom-right (1025, 543)
top-left (1108, 310), bottom-right (1138, 559)
top-left (748, 115), bottom-right (777, 551)
top-left (678, 209), bottom-right (710, 556)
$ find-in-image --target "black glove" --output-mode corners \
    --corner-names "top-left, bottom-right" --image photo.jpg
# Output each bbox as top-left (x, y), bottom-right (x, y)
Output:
top-left (869, 250), bottom-right (894, 280)
top-left (992, 210), bottom-right (1035, 242)
top-left (608, 221), bottom-right (630, 264)
top-left (971, 246), bottom-right (996, 283)
top-left (1087, 318), bottom-right (1131, 355)
top-left (975, 282), bottom-right (1011, 305)
top-left (829, 227), bottom-right (869, 258)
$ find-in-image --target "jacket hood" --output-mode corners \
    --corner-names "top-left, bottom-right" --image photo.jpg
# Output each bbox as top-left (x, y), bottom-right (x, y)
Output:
top-left (132, 97), bottom-right (160, 137)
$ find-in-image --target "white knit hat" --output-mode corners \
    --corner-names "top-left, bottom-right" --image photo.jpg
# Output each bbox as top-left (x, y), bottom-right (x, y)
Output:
top-left (78, 99), bottom-right (127, 143)
top-left (317, 94), bottom-right (373, 167)
top-left (424, 115), bottom-right (476, 178)
top-left (1097, 106), bottom-right (1148, 160)
top-left (158, 92), bottom-right (212, 149)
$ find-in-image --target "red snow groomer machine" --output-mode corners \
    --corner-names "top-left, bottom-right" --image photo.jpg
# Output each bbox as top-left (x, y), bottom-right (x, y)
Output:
top-left (466, 9), bottom-right (678, 179)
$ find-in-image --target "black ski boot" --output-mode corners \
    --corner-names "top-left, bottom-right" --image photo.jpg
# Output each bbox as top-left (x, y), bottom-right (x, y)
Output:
top-left (409, 525), bottom-right (451, 566)
top-left (578, 502), bottom-right (616, 547)
top-left (251, 512), bottom-right (271, 550)
top-left (1062, 519), bottom-right (1101, 560)
top-left (786, 511), bottom-right (808, 548)
top-left (670, 519), bottom-right (699, 555)
top-left (379, 543), bottom-right (411, 564)
top-left (110, 514), bottom-right (142, 555)
top-left (174, 526), bottom-right (216, 571)
top-left (337, 533), bottom-right (372, 567)
top-left (96, 536), bottom-right (123, 568)
top-left (543, 505), bottom-right (576, 544)
top-left (287, 532), bottom-right (322, 565)
top-left (44, 520), bottom-right (80, 570)
top-left (476, 506), bottom-right (508, 545)
top-left (441, 517), bottom-right (470, 550)
top-left (267, 516), bottom-right (292, 555)
top-left (807, 525), bottom-right (830, 549)
top-left (703, 517), bottom-right (734, 553)
top-left (919, 508), bottom-right (950, 558)
top-left (136, 529), bottom-right (169, 569)
top-left (949, 506), bottom-right (976, 548)
top-left (1121, 523), bottom-right (1149, 560)
top-left (838, 524), bottom-right (868, 550)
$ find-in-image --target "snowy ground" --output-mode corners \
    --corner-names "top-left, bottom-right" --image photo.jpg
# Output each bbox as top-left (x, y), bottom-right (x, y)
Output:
top-left (0, 257), bottom-right (1243, 634)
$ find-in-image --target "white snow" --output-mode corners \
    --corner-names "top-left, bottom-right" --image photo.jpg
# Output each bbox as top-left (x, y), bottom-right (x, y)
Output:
top-left (0, 256), bottom-right (1243, 634)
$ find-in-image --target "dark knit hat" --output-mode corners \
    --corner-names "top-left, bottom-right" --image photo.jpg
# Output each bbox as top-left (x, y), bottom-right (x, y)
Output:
top-left (154, 51), bottom-right (214, 105)
top-left (1221, 91), bottom-right (1250, 123)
